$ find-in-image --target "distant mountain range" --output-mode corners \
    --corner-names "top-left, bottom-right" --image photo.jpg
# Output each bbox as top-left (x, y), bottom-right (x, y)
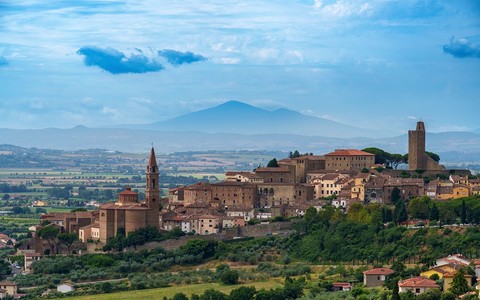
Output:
top-left (0, 101), bottom-right (479, 162)
top-left (129, 100), bottom-right (394, 138)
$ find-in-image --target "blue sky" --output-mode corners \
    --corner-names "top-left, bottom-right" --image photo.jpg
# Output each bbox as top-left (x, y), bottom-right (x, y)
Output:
top-left (0, 0), bottom-right (479, 133)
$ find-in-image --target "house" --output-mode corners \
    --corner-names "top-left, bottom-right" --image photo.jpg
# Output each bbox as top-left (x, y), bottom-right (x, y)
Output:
top-left (473, 260), bottom-right (480, 278)
top-left (23, 251), bottom-right (42, 273)
top-left (57, 283), bottom-right (75, 293)
top-left (363, 268), bottom-right (394, 287)
top-left (436, 254), bottom-right (471, 268)
top-left (420, 264), bottom-right (458, 279)
top-left (443, 271), bottom-right (473, 291)
top-left (398, 277), bottom-right (440, 295)
top-left (0, 281), bottom-right (17, 298)
top-left (324, 149), bottom-right (375, 171)
top-left (332, 282), bottom-right (352, 291)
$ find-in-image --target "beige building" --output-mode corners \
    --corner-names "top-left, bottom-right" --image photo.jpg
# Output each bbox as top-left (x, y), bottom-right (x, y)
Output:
top-left (254, 166), bottom-right (294, 184)
top-left (257, 183), bottom-right (314, 207)
top-left (309, 173), bottom-right (349, 199)
top-left (363, 268), bottom-right (394, 287)
top-left (0, 281), bottom-right (17, 298)
top-left (398, 277), bottom-right (440, 295)
top-left (211, 182), bottom-right (259, 208)
top-left (225, 171), bottom-right (264, 183)
top-left (190, 215), bottom-right (222, 235)
top-left (279, 155), bottom-right (325, 183)
top-left (183, 182), bottom-right (212, 205)
top-left (324, 149), bottom-right (375, 171)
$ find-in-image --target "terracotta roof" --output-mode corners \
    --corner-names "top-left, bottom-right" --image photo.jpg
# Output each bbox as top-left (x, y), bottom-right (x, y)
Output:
top-left (325, 149), bottom-right (375, 156)
top-left (444, 272), bottom-right (472, 278)
top-left (118, 188), bottom-right (138, 195)
top-left (398, 277), bottom-right (439, 288)
top-left (322, 173), bottom-right (341, 181)
top-left (255, 167), bottom-right (290, 173)
top-left (0, 281), bottom-right (16, 286)
top-left (363, 268), bottom-right (394, 275)
top-left (100, 203), bottom-right (148, 210)
top-left (473, 259), bottom-right (480, 265)
top-left (225, 171), bottom-right (255, 176)
top-left (332, 282), bottom-right (352, 287)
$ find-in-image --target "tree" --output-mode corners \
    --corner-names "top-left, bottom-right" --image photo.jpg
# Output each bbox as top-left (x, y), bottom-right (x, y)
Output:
top-left (100, 282), bottom-right (112, 293)
top-left (408, 196), bottom-right (432, 220)
top-left (290, 150), bottom-right (301, 158)
top-left (449, 268), bottom-right (469, 295)
top-left (304, 207), bottom-right (319, 225)
top-left (395, 200), bottom-right (408, 224)
top-left (389, 154), bottom-right (404, 169)
top-left (267, 158), bottom-right (279, 168)
top-left (461, 199), bottom-right (467, 224)
top-left (425, 151), bottom-right (440, 163)
top-left (57, 233), bottom-right (77, 253)
top-left (391, 187), bottom-right (401, 204)
top-left (430, 203), bottom-right (439, 221)
top-left (229, 286), bottom-right (256, 300)
top-left (283, 277), bottom-right (304, 300)
top-left (199, 289), bottom-right (228, 300)
top-left (440, 292), bottom-right (456, 300)
top-left (220, 269), bottom-right (239, 285)
top-left (172, 293), bottom-right (189, 300)
top-left (37, 225), bottom-right (60, 254)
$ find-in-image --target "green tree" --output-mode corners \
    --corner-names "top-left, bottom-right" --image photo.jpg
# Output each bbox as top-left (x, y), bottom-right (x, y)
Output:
top-left (172, 293), bottom-right (189, 300)
top-left (408, 196), bottom-right (432, 220)
top-left (395, 200), bottom-right (408, 224)
top-left (461, 199), bottom-right (467, 223)
top-left (199, 289), bottom-right (228, 300)
top-left (267, 158), bottom-right (279, 168)
top-left (37, 225), bottom-right (60, 254)
top-left (100, 282), bottom-right (112, 293)
top-left (430, 203), bottom-right (439, 221)
top-left (391, 187), bottom-right (401, 204)
top-left (57, 233), bottom-right (77, 253)
top-left (229, 286), bottom-right (256, 300)
top-left (255, 288), bottom-right (285, 300)
top-left (220, 269), bottom-right (239, 285)
top-left (283, 277), bottom-right (304, 300)
top-left (425, 151), bottom-right (440, 163)
top-left (440, 292), bottom-right (456, 300)
top-left (304, 207), bottom-right (319, 224)
top-left (290, 150), bottom-right (301, 158)
top-left (449, 268), bottom-right (469, 295)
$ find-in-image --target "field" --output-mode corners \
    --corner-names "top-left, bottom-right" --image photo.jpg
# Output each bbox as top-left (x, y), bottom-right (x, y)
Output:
top-left (59, 280), bottom-right (283, 300)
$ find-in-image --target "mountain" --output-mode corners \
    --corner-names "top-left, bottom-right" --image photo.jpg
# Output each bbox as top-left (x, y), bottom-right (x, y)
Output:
top-left (137, 101), bottom-right (391, 138)
top-left (1, 126), bottom-right (480, 163)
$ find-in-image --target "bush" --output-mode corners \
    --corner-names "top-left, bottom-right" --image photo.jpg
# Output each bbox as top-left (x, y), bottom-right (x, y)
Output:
top-left (220, 269), bottom-right (239, 285)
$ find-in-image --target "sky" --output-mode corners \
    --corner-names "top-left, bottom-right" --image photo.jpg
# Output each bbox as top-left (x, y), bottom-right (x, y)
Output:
top-left (0, 0), bottom-right (479, 133)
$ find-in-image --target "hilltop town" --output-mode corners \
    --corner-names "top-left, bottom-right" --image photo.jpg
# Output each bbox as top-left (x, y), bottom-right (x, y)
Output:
top-left (0, 122), bottom-right (479, 299)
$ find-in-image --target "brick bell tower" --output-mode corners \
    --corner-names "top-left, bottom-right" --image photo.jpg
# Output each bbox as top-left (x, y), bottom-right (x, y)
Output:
top-left (145, 147), bottom-right (160, 228)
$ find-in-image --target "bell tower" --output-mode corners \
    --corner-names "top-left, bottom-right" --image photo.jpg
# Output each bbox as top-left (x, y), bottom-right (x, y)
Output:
top-left (145, 147), bottom-right (160, 228)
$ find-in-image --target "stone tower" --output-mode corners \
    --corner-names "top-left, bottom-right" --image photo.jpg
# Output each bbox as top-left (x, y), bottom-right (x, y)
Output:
top-left (408, 121), bottom-right (426, 170)
top-left (408, 121), bottom-right (444, 171)
top-left (145, 147), bottom-right (160, 228)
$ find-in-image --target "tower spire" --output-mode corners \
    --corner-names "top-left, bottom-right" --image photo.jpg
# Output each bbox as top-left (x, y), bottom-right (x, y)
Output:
top-left (145, 146), bottom-right (160, 228)
top-left (148, 146), bottom-right (158, 170)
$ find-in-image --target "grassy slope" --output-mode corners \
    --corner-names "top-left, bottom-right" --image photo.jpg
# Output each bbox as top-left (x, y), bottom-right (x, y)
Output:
top-left (59, 281), bottom-right (283, 300)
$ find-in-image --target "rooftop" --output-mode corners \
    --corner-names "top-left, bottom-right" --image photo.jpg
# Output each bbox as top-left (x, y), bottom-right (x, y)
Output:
top-left (363, 268), bottom-right (394, 275)
top-left (325, 149), bottom-right (375, 157)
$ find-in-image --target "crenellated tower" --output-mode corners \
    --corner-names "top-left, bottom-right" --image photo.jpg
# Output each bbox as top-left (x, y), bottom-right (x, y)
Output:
top-left (145, 147), bottom-right (160, 228)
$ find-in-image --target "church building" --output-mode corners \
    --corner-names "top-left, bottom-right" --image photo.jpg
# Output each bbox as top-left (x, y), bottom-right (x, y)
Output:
top-left (97, 147), bottom-right (160, 243)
